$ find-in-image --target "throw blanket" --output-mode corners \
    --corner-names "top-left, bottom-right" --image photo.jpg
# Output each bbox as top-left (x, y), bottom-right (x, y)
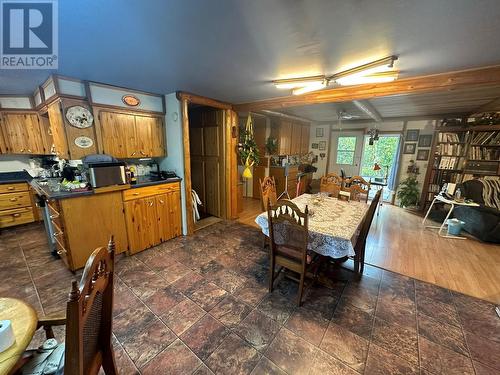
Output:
top-left (480, 179), bottom-right (500, 210)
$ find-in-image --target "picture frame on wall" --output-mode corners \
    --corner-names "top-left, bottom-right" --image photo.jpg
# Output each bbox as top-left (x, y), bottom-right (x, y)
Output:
top-left (406, 129), bottom-right (419, 142)
top-left (418, 134), bottom-right (433, 148)
top-left (417, 149), bottom-right (430, 160)
top-left (316, 128), bottom-right (324, 137)
top-left (318, 141), bottom-right (326, 150)
top-left (403, 143), bottom-right (417, 154)
top-left (311, 143), bottom-right (319, 149)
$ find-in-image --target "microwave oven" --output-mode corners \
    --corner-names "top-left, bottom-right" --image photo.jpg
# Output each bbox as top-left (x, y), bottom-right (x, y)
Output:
top-left (87, 162), bottom-right (127, 188)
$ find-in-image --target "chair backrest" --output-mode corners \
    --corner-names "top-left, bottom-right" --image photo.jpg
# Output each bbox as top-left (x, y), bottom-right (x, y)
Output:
top-left (267, 200), bottom-right (309, 265)
top-left (355, 190), bottom-right (381, 251)
top-left (64, 237), bottom-right (116, 375)
top-left (320, 173), bottom-right (343, 198)
top-left (260, 176), bottom-right (277, 211)
top-left (345, 175), bottom-right (371, 202)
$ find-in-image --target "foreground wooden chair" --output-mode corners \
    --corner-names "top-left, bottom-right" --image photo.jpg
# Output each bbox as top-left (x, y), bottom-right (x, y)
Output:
top-left (15, 237), bottom-right (117, 375)
top-left (353, 190), bottom-right (381, 274)
top-left (259, 176), bottom-right (277, 211)
top-left (267, 200), bottom-right (318, 306)
top-left (345, 176), bottom-right (371, 202)
top-left (320, 173), bottom-right (343, 198)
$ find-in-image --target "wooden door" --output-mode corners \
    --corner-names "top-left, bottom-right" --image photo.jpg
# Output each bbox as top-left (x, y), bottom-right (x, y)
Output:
top-left (190, 159), bottom-right (205, 212)
top-left (156, 191), bottom-right (182, 241)
top-left (2, 114), bottom-right (31, 154)
top-left (47, 102), bottom-right (70, 159)
top-left (278, 120), bottom-right (292, 155)
top-left (205, 159), bottom-right (220, 217)
top-left (150, 117), bottom-right (166, 156)
top-left (300, 124), bottom-right (310, 154)
top-left (143, 197), bottom-right (160, 248)
top-left (291, 122), bottom-right (302, 155)
top-left (167, 190), bottom-right (182, 238)
top-left (38, 116), bottom-right (54, 155)
top-left (24, 114), bottom-right (46, 154)
top-left (99, 111), bottom-right (137, 158)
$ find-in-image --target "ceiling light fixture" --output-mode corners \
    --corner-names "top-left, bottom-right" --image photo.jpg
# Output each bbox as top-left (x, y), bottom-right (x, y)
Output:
top-left (273, 75), bottom-right (326, 89)
top-left (292, 81), bottom-right (327, 95)
top-left (335, 71), bottom-right (399, 86)
top-left (332, 56), bottom-right (397, 82)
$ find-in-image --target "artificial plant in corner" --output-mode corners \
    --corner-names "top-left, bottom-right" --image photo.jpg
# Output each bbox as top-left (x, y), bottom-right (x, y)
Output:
top-left (397, 175), bottom-right (420, 208)
top-left (239, 115), bottom-right (260, 178)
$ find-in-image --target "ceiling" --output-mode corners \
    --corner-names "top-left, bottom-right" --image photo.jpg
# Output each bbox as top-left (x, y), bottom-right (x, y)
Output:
top-left (2, 0), bottom-right (500, 103)
top-left (277, 85), bottom-right (500, 122)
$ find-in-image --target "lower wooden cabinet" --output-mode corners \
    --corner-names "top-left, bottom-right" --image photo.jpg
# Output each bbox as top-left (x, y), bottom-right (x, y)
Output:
top-left (0, 182), bottom-right (36, 228)
top-left (124, 182), bottom-right (182, 254)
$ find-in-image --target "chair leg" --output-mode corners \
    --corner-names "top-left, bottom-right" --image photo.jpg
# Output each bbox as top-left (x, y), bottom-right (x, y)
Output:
top-left (297, 272), bottom-right (305, 306)
top-left (261, 233), bottom-right (267, 249)
top-left (102, 346), bottom-right (118, 375)
top-left (360, 244), bottom-right (366, 275)
top-left (353, 255), bottom-right (360, 274)
top-left (268, 257), bottom-right (275, 292)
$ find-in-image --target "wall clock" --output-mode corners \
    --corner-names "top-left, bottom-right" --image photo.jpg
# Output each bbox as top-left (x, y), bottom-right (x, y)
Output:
top-left (122, 94), bottom-right (141, 107)
top-left (65, 106), bottom-right (94, 129)
top-left (74, 136), bottom-right (94, 149)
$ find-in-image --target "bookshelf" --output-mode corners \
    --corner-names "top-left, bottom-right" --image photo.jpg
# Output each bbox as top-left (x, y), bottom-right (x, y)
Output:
top-left (420, 115), bottom-right (500, 210)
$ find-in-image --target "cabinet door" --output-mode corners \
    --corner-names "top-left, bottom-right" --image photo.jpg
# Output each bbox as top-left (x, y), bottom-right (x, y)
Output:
top-left (47, 102), bottom-right (70, 159)
top-left (143, 197), bottom-right (160, 248)
top-left (167, 190), bottom-right (182, 238)
top-left (2, 114), bottom-right (30, 154)
top-left (278, 120), bottom-right (292, 155)
top-left (135, 115), bottom-right (165, 157)
top-left (291, 122), bottom-right (302, 155)
top-left (99, 111), bottom-right (137, 158)
top-left (300, 124), bottom-right (310, 155)
top-left (124, 197), bottom-right (159, 254)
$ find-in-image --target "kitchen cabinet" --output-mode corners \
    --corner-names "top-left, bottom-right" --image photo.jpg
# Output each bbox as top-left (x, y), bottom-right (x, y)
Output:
top-left (47, 191), bottom-right (128, 271)
top-left (99, 111), bottom-right (166, 158)
top-left (1, 113), bottom-right (50, 155)
top-left (0, 182), bottom-right (35, 228)
top-left (123, 182), bottom-right (182, 254)
top-left (270, 166), bottom-right (299, 199)
top-left (300, 124), bottom-right (310, 154)
top-left (271, 118), bottom-right (310, 156)
top-left (47, 102), bottom-right (70, 159)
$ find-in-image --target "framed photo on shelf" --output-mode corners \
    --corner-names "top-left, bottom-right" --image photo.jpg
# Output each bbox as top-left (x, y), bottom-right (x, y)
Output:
top-left (318, 141), bottom-right (326, 150)
top-left (311, 143), bottom-right (319, 149)
top-left (418, 134), bottom-right (433, 148)
top-left (406, 129), bottom-right (419, 142)
top-left (316, 128), bottom-right (324, 137)
top-left (403, 143), bottom-right (417, 154)
top-left (416, 149), bottom-right (430, 160)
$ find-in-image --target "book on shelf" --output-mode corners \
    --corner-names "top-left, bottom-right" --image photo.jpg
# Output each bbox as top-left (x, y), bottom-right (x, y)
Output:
top-left (438, 131), bottom-right (471, 143)
top-left (468, 146), bottom-right (500, 160)
top-left (471, 131), bottom-right (500, 145)
top-left (437, 143), bottom-right (464, 156)
top-left (436, 156), bottom-right (465, 170)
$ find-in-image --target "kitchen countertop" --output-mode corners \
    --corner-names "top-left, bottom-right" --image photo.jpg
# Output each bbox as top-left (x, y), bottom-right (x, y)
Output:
top-left (0, 171), bottom-right (33, 184)
top-left (30, 176), bottom-right (182, 200)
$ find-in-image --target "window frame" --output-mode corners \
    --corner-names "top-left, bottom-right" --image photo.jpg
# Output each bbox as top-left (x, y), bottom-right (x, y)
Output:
top-left (336, 136), bottom-right (357, 165)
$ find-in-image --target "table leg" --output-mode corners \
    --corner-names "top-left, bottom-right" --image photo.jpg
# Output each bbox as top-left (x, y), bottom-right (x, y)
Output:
top-left (438, 203), bottom-right (467, 240)
top-left (422, 197), bottom-right (437, 226)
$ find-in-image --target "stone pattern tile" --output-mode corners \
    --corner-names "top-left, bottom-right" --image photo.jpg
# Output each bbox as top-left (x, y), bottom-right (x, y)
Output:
top-left (2, 221), bottom-right (499, 374)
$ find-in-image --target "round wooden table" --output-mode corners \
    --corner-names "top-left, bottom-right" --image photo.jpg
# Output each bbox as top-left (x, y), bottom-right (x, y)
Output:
top-left (0, 298), bottom-right (37, 375)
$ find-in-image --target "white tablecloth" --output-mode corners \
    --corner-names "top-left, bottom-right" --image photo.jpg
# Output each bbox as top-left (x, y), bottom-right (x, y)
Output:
top-left (255, 194), bottom-right (369, 258)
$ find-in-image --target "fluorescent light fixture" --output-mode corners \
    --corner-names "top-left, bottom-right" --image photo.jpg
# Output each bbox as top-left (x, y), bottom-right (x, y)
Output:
top-left (273, 75), bottom-right (325, 89)
top-left (292, 81), bottom-right (327, 95)
top-left (336, 71), bottom-right (399, 86)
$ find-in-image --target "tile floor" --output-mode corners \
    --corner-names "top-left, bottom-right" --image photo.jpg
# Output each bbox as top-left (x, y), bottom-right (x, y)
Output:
top-left (1, 221), bottom-right (499, 375)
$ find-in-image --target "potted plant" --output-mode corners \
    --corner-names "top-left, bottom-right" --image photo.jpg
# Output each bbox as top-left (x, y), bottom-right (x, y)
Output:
top-left (238, 115), bottom-right (260, 179)
top-left (397, 176), bottom-right (420, 208)
top-left (265, 137), bottom-right (278, 155)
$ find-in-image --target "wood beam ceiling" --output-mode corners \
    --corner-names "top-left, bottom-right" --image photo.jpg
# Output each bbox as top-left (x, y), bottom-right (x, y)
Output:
top-left (233, 65), bottom-right (500, 112)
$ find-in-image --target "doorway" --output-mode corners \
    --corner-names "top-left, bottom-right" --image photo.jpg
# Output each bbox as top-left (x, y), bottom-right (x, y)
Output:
top-left (360, 134), bottom-right (401, 202)
top-left (188, 105), bottom-right (225, 230)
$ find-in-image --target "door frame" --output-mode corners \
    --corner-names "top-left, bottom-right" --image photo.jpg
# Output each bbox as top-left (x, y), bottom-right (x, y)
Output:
top-left (177, 92), bottom-right (238, 235)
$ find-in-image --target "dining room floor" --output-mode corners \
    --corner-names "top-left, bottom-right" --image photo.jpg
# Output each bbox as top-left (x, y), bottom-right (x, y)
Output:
top-left (1, 221), bottom-right (499, 375)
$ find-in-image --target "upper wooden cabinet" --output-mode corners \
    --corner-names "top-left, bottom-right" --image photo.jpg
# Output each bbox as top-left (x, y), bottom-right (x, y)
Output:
top-left (98, 111), bottom-right (165, 158)
top-left (271, 118), bottom-right (310, 156)
top-left (47, 102), bottom-right (70, 159)
top-left (1, 113), bottom-right (51, 155)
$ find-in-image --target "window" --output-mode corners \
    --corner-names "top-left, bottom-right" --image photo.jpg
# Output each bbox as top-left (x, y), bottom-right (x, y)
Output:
top-left (336, 136), bottom-right (356, 165)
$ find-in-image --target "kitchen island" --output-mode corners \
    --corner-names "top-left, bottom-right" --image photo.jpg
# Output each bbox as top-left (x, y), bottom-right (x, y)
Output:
top-left (31, 177), bottom-right (182, 271)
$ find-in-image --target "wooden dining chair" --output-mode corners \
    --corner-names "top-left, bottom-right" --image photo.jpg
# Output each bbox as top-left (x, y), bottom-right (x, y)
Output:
top-left (267, 200), bottom-right (319, 306)
top-left (320, 173), bottom-right (343, 198)
top-left (259, 176), bottom-right (277, 211)
top-left (345, 176), bottom-right (371, 202)
top-left (17, 237), bottom-right (118, 375)
top-left (353, 190), bottom-right (381, 275)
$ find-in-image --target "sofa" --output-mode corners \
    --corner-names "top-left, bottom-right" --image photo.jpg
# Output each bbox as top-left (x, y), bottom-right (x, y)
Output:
top-left (452, 179), bottom-right (500, 243)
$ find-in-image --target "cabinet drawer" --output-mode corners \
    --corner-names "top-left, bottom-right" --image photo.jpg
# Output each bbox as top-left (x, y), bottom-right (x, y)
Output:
top-left (123, 182), bottom-right (180, 201)
top-left (0, 183), bottom-right (29, 194)
top-left (0, 191), bottom-right (32, 210)
top-left (0, 207), bottom-right (34, 228)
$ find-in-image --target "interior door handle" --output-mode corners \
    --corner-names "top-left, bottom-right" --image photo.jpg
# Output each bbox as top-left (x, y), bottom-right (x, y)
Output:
top-left (9, 198), bottom-right (18, 202)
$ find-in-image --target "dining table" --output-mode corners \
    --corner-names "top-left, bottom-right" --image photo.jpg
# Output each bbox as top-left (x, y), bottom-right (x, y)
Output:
top-left (255, 193), bottom-right (369, 259)
top-left (0, 298), bottom-right (37, 375)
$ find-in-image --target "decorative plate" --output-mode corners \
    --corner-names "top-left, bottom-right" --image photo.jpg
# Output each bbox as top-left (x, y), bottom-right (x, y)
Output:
top-left (122, 94), bottom-right (141, 107)
top-left (65, 106), bottom-right (94, 129)
top-left (74, 136), bottom-right (94, 149)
